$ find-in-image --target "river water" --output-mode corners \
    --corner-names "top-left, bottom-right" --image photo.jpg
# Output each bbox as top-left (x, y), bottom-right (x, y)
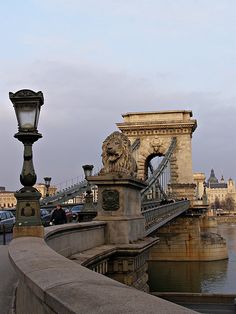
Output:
top-left (148, 223), bottom-right (236, 293)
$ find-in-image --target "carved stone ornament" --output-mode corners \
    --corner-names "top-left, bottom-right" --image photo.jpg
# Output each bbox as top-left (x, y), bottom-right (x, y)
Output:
top-left (20, 202), bottom-right (35, 217)
top-left (100, 131), bottom-right (137, 177)
top-left (150, 136), bottom-right (166, 154)
top-left (102, 189), bottom-right (120, 211)
top-left (9, 89), bottom-right (44, 100)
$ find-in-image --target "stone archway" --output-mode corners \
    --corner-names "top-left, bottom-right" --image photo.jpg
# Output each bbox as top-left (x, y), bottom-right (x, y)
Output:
top-left (144, 153), bottom-right (164, 180)
top-left (117, 110), bottom-right (197, 201)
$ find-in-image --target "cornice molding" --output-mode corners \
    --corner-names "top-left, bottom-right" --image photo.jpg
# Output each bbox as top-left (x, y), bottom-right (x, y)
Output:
top-left (117, 121), bottom-right (197, 134)
top-left (120, 128), bottom-right (193, 136)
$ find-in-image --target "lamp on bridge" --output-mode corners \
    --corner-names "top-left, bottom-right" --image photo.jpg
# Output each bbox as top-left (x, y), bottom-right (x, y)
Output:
top-left (83, 164), bottom-right (94, 179)
top-left (44, 177), bottom-right (51, 197)
top-left (9, 89), bottom-right (44, 238)
top-left (202, 181), bottom-right (208, 206)
top-left (82, 165), bottom-right (94, 211)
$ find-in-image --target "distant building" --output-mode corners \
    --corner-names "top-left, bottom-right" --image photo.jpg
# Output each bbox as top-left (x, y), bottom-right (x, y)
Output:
top-left (0, 187), bottom-right (16, 209)
top-left (206, 169), bottom-right (236, 206)
top-left (34, 183), bottom-right (57, 198)
top-left (0, 183), bottom-right (57, 209)
top-left (193, 169), bottom-right (236, 208)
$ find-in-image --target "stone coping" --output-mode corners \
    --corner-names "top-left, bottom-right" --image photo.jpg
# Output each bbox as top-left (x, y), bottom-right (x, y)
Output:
top-left (70, 237), bottom-right (159, 267)
top-left (70, 244), bottom-right (116, 266)
top-left (44, 221), bottom-right (106, 240)
top-left (8, 230), bottom-right (197, 313)
top-left (122, 110), bottom-right (193, 116)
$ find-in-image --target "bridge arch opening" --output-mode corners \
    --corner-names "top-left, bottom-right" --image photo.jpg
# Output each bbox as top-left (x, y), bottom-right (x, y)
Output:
top-left (145, 153), bottom-right (164, 180)
top-left (144, 153), bottom-right (171, 200)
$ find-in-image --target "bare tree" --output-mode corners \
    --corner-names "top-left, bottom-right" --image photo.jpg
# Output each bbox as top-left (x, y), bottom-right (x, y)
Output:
top-left (213, 196), bottom-right (221, 209)
top-left (222, 195), bottom-right (235, 212)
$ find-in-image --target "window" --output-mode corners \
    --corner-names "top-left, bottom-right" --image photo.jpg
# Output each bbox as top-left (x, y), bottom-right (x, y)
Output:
top-left (0, 212), bottom-right (7, 220)
top-left (5, 212), bottom-right (11, 219)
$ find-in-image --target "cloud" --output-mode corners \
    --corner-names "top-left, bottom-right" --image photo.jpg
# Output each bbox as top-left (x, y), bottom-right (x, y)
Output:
top-left (1, 59), bottom-right (236, 190)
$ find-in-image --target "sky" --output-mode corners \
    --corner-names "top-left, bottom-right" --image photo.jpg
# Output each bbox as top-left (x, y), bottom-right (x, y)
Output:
top-left (1, 0), bottom-right (236, 191)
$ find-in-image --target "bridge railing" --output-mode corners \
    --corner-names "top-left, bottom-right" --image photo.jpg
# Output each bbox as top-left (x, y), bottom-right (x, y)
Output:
top-left (143, 200), bottom-right (190, 235)
top-left (40, 179), bottom-right (87, 206)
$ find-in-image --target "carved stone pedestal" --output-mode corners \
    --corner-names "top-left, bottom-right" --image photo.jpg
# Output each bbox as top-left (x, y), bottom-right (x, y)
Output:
top-left (107, 238), bottom-right (158, 292)
top-left (88, 174), bottom-right (146, 244)
top-left (13, 187), bottom-right (44, 238)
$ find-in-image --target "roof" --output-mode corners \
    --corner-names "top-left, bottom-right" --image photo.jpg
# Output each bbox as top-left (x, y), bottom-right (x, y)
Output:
top-left (206, 183), bottom-right (227, 189)
top-left (207, 169), bottom-right (219, 184)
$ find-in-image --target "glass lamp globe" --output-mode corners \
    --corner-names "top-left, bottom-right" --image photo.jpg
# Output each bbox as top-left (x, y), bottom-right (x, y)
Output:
top-left (82, 165), bottom-right (94, 178)
top-left (44, 177), bottom-right (52, 188)
top-left (9, 89), bottom-right (44, 131)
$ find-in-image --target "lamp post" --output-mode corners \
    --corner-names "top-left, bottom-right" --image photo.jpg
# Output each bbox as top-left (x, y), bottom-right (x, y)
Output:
top-left (202, 181), bottom-right (208, 206)
top-left (44, 177), bottom-right (51, 197)
top-left (9, 89), bottom-right (44, 238)
top-left (82, 165), bottom-right (94, 211)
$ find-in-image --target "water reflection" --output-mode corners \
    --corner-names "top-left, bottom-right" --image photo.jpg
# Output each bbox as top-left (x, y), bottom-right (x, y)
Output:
top-left (148, 260), bottom-right (228, 292)
top-left (148, 223), bottom-right (236, 293)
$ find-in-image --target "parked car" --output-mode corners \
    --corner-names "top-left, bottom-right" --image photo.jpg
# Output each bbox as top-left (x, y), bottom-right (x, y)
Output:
top-left (0, 210), bottom-right (15, 232)
top-left (4, 208), bottom-right (16, 217)
top-left (64, 208), bottom-right (73, 223)
top-left (40, 208), bottom-right (51, 227)
top-left (71, 205), bottom-right (83, 221)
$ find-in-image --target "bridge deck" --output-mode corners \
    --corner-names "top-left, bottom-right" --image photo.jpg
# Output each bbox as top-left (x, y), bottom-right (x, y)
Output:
top-left (143, 200), bottom-right (190, 235)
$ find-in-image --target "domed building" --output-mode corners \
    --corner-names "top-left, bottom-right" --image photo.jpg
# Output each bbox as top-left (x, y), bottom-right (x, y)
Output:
top-left (194, 169), bottom-right (236, 209)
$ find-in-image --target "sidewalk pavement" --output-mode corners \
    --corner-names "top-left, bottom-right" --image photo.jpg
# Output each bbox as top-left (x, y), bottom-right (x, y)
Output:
top-left (0, 245), bottom-right (17, 314)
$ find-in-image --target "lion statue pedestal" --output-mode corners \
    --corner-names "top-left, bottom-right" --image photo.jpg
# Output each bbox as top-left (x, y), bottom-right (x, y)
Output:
top-left (89, 174), bottom-right (146, 244)
top-left (88, 131), bottom-right (146, 244)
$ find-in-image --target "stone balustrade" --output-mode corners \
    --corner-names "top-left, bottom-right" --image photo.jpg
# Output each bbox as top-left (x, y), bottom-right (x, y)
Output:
top-left (9, 222), bottom-right (196, 314)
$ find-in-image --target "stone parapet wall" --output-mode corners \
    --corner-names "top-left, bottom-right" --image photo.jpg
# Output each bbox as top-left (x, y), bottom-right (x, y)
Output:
top-left (45, 221), bottom-right (106, 257)
top-left (8, 225), bottom-right (196, 314)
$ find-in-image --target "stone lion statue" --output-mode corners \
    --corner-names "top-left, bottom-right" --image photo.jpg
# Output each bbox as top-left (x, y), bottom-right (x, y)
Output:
top-left (100, 131), bottom-right (137, 177)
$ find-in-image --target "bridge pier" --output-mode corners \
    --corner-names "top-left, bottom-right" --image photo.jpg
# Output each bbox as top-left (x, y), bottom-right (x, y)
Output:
top-left (149, 216), bottom-right (228, 261)
top-left (88, 174), bottom-right (159, 291)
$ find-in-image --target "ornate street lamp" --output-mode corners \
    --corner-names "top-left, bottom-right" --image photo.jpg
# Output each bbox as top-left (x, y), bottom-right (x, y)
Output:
top-left (44, 177), bottom-right (51, 197)
top-left (202, 181), bottom-right (208, 206)
top-left (82, 164), bottom-right (94, 179)
top-left (82, 165), bottom-right (94, 211)
top-left (9, 89), bottom-right (44, 238)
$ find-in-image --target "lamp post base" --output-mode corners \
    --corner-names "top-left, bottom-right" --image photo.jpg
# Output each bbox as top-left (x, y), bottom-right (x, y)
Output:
top-left (13, 225), bottom-right (44, 238)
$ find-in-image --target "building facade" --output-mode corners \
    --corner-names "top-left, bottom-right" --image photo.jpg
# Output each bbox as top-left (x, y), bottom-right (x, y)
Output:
top-left (0, 187), bottom-right (16, 209)
top-left (193, 169), bottom-right (236, 209)
top-left (35, 183), bottom-right (57, 198)
top-left (0, 183), bottom-right (57, 209)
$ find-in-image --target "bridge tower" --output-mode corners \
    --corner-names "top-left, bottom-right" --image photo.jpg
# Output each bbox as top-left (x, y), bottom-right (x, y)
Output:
top-left (117, 110), bottom-right (197, 202)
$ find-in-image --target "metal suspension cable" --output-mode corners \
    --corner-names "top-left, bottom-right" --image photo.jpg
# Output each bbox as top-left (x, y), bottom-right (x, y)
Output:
top-left (131, 138), bottom-right (140, 151)
top-left (141, 137), bottom-right (177, 197)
